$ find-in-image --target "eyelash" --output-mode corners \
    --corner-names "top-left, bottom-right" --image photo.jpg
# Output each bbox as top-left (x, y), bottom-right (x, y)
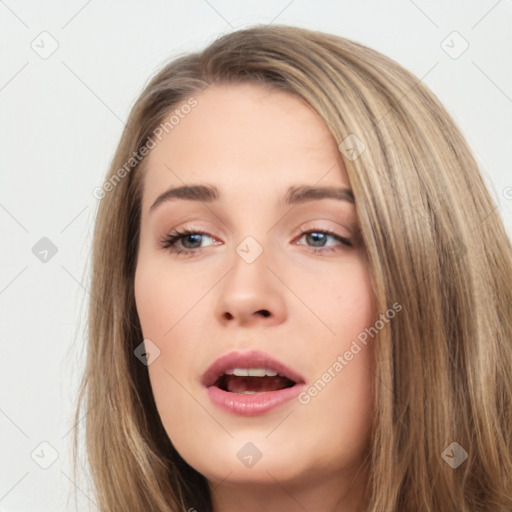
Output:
top-left (158, 227), bottom-right (352, 257)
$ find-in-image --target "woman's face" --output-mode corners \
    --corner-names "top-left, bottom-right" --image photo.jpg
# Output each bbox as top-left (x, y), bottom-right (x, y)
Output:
top-left (134, 83), bottom-right (376, 496)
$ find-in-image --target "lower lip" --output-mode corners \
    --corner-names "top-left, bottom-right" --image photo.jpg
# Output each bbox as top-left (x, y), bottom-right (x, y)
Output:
top-left (206, 384), bottom-right (306, 416)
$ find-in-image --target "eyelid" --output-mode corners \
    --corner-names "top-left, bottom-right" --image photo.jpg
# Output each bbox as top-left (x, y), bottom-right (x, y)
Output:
top-left (292, 219), bottom-right (356, 245)
top-left (161, 219), bottom-right (352, 243)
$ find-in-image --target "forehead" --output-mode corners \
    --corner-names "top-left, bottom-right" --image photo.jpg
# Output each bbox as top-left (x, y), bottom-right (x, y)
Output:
top-left (140, 83), bottom-right (349, 210)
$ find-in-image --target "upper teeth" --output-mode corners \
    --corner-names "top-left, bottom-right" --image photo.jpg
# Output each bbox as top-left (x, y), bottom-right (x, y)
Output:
top-left (224, 367), bottom-right (279, 377)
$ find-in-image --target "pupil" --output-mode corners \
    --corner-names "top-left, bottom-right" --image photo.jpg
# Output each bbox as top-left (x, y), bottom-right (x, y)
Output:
top-left (308, 232), bottom-right (326, 247)
top-left (184, 234), bottom-right (201, 248)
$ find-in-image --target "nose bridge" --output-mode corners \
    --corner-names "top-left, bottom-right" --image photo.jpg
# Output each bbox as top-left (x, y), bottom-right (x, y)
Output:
top-left (214, 229), bottom-right (286, 325)
top-left (234, 233), bottom-right (267, 266)
top-left (225, 201), bottom-right (275, 265)
top-left (226, 231), bottom-right (272, 291)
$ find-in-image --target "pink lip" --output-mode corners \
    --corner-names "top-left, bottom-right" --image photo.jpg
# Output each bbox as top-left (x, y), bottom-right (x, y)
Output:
top-left (206, 384), bottom-right (306, 416)
top-left (201, 350), bottom-right (306, 416)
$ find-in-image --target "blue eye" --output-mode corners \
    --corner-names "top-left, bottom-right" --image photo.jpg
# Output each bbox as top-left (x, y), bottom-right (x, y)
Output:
top-left (296, 230), bottom-right (352, 254)
top-left (159, 229), bottom-right (216, 256)
top-left (158, 228), bottom-right (352, 256)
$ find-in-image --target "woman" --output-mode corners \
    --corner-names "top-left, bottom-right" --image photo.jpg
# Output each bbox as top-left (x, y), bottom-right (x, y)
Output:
top-left (73, 24), bottom-right (512, 512)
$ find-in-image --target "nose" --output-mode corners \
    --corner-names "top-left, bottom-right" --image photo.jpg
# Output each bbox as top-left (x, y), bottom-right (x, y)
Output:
top-left (214, 242), bottom-right (287, 328)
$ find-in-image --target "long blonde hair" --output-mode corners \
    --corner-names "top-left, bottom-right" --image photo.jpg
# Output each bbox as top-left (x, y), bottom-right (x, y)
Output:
top-left (72, 24), bottom-right (512, 511)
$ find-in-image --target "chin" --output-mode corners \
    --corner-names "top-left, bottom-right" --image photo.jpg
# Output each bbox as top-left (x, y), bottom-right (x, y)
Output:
top-left (174, 432), bottom-right (329, 487)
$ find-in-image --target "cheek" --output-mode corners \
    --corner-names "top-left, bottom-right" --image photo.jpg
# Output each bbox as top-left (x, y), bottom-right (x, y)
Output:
top-left (296, 256), bottom-right (376, 446)
top-left (299, 254), bottom-right (375, 345)
top-left (134, 252), bottom-right (208, 420)
top-left (134, 254), bottom-right (169, 337)
top-left (134, 249), bottom-right (211, 339)
top-left (134, 262), bottom-right (200, 450)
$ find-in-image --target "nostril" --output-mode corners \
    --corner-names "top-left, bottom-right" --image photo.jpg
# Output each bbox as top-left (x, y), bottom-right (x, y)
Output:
top-left (223, 310), bottom-right (270, 320)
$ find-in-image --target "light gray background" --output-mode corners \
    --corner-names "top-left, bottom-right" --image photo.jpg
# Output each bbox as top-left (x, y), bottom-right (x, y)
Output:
top-left (1, 1), bottom-right (511, 510)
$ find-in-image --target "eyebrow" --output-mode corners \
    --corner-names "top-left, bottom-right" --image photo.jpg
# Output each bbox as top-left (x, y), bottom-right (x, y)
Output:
top-left (149, 183), bottom-right (354, 213)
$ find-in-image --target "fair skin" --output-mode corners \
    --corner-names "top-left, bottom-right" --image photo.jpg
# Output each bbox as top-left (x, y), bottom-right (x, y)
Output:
top-left (134, 83), bottom-right (376, 512)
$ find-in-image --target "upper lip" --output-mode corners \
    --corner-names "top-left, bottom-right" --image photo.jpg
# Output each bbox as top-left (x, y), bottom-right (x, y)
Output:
top-left (201, 350), bottom-right (306, 388)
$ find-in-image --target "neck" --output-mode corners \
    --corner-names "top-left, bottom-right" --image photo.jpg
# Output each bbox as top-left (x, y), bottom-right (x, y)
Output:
top-left (208, 462), bottom-right (370, 512)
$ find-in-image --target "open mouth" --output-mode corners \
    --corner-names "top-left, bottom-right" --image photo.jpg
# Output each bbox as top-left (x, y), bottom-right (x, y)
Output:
top-left (202, 351), bottom-right (306, 415)
top-left (214, 370), bottom-right (297, 394)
